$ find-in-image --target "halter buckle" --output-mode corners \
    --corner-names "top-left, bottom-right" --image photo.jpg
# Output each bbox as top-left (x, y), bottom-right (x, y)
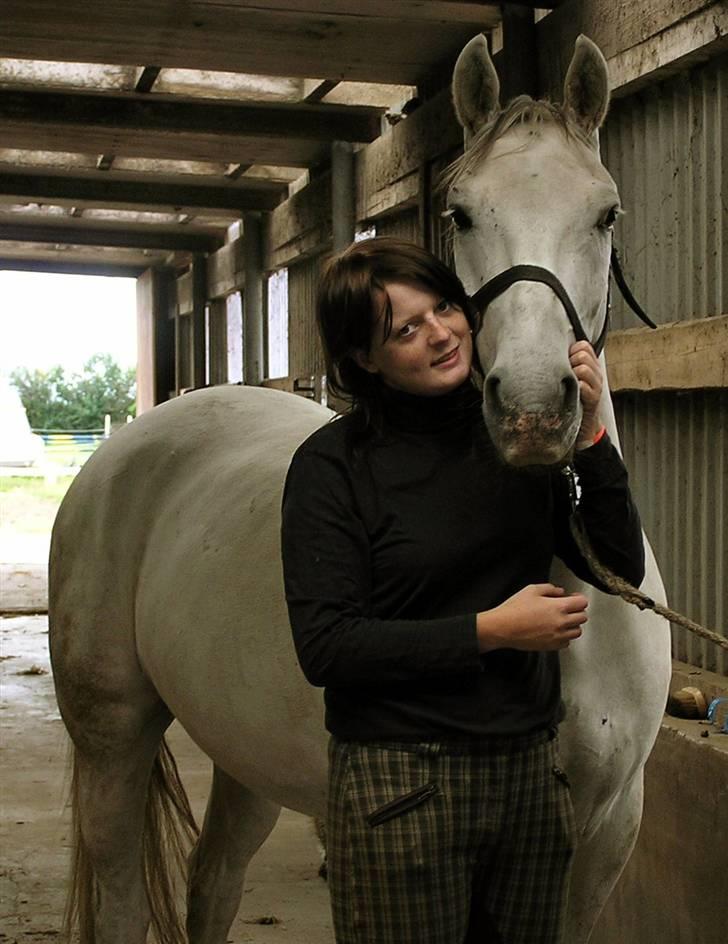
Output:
top-left (562, 465), bottom-right (582, 514)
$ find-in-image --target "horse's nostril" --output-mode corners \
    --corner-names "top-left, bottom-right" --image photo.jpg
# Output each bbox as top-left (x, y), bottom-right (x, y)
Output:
top-left (561, 374), bottom-right (578, 404)
top-left (486, 373), bottom-right (502, 410)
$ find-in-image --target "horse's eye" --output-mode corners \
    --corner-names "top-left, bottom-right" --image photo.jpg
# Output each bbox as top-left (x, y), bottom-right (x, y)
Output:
top-left (443, 207), bottom-right (473, 232)
top-left (600, 205), bottom-right (621, 230)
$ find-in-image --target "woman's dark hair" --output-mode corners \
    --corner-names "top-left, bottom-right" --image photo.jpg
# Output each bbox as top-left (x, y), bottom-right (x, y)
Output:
top-left (317, 236), bottom-right (480, 430)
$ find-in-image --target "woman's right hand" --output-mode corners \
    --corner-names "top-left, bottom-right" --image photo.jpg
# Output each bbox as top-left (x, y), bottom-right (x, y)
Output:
top-left (476, 584), bottom-right (588, 652)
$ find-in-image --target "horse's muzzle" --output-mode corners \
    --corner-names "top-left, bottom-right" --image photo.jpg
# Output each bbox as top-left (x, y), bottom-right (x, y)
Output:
top-left (484, 406), bottom-right (576, 467)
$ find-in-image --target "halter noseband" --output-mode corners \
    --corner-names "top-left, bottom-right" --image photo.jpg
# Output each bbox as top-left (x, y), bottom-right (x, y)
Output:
top-left (469, 245), bottom-right (656, 356)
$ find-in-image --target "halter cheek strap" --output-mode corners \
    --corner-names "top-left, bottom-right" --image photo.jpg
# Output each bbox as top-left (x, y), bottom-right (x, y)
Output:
top-left (469, 264), bottom-right (604, 350)
top-left (468, 245), bottom-right (656, 356)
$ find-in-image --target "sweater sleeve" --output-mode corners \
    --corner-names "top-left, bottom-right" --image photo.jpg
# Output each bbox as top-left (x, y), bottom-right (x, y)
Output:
top-left (281, 444), bottom-right (481, 688)
top-left (552, 433), bottom-right (645, 591)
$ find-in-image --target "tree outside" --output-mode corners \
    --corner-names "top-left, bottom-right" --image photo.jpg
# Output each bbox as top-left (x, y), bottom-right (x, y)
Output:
top-left (10, 353), bottom-right (136, 430)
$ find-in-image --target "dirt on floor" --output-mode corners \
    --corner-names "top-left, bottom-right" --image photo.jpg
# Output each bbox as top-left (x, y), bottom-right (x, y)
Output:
top-left (0, 615), bottom-right (335, 944)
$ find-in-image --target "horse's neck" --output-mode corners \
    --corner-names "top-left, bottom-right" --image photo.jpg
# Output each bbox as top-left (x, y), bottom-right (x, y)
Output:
top-left (596, 355), bottom-right (622, 455)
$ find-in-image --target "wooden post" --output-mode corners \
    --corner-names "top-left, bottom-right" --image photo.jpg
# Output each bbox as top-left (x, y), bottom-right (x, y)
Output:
top-left (136, 267), bottom-right (176, 412)
top-left (244, 213), bottom-right (264, 385)
top-left (332, 141), bottom-right (356, 251)
top-left (208, 297), bottom-right (228, 386)
top-left (500, 4), bottom-right (539, 102)
top-left (191, 254), bottom-right (207, 388)
top-left (418, 162), bottom-right (432, 251)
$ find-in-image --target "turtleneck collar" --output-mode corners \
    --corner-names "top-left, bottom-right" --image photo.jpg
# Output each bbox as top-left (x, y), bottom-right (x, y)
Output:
top-left (378, 380), bottom-right (483, 435)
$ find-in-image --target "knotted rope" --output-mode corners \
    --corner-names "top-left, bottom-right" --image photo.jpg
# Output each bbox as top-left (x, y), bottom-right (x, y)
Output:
top-left (568, 511), bottom-right (728, 652)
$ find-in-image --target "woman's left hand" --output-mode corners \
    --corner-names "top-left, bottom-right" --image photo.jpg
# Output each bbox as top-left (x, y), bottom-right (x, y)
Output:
top-left (570, 341), bottom-right (603, 450)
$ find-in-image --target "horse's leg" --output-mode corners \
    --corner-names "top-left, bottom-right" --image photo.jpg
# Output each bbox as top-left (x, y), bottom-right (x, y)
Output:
top-left (186, 764), bottom-right (281, 944)
top-left (566, 773), bottom-right (644, 943)
top-left (56, 665), bottom-right (184, 943)
top-left (73, 732), bottom-right (165, 943)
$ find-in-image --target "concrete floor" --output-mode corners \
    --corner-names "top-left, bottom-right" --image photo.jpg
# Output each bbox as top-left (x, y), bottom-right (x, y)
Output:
top-left (0, 614), bottom-right (335, 944)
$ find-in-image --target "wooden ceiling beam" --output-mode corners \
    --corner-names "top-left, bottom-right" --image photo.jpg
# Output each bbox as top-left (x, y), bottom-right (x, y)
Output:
top-left (0, 170), bottom-right (286, 214)
top-left (0, 2), bottom-right (499, 84)
top-left (0, 256), bottom-right (147, 277)
top-left (1, 125), bottom-right (324, 167)
top-left (0, 219), bottom-right (224, 253)
top-left (303, 80), bottom-right (341, 103)
top-left (0, 88), bottom-right (383, 143)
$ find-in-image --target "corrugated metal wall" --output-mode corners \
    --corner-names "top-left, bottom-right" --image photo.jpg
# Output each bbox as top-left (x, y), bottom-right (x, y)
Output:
top-left (614, 390), bottom-right (726, 676)
top-left (603, 54), bottom-right (727, 673)
top-left (602, 53), bottom-right (727, 329)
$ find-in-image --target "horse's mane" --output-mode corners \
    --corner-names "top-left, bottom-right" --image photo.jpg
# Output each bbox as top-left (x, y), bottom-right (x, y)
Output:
top-left (442, 96), bottom-right (593, 189)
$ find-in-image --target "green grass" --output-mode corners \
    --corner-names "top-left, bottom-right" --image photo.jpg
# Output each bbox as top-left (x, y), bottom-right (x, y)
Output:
top-left (0, 475), bottom-right (75, 534)
top-left (0, 476), bottom-right (75, 503)
top-left (43, 445), bottom-right (98, 467)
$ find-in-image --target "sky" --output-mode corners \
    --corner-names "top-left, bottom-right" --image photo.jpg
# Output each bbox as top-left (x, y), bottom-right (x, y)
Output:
top-left (0, 271), bottom-right (137, 378)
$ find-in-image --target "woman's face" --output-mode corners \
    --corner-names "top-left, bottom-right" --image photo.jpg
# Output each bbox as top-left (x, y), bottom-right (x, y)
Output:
top-left (356, 280), bottom-right (473, 397)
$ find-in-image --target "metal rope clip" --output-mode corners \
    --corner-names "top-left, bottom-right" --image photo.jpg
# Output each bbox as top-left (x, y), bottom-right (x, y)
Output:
top-left (562, 464), bottom-right (582, 514)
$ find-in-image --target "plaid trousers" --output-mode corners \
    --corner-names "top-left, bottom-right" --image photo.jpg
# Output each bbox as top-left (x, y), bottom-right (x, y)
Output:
top-left (327, 730), bottom-right (576, 944)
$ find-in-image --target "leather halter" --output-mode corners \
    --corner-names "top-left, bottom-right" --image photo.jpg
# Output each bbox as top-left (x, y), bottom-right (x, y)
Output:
top-left (469, 244), bottom-right (657, 356)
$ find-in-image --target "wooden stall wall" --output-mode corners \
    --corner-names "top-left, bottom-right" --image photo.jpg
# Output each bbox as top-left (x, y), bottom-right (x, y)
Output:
top-left (287, 254), bottom-right (327, 402)
top-left (372, 206), bottom-right (422, 245)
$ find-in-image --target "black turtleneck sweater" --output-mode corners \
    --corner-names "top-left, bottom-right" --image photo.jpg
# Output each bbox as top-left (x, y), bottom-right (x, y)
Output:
top-left (281, 383), bottom-right (645, 740)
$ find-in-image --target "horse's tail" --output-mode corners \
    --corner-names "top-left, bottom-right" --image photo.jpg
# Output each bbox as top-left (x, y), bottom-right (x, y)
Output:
top-left (64, 737), bottom-right (199, 944)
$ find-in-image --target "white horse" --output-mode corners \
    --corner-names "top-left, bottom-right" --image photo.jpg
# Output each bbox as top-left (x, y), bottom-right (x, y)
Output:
top-left (49, 34), bottom-right (671, 944)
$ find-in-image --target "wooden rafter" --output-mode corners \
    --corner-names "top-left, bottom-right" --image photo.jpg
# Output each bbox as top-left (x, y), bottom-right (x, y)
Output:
top-left (0, 218), bottom-right (224, 253)
top-left (0, 170), bottom-right (287, 214)
top-left (0, 1), bottom-right (500, 84)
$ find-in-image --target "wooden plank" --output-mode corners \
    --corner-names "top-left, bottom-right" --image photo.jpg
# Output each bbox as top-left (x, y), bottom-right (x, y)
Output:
top-left (356, 86), bottom-right (461, 221)
top-left (0, 89), bottom-right (383, 143)
top-left (136, 269), bottom-right (156, 415)
top-left (362, 169), bottom-right (421, 221)
top-left (0, 257), bottom-right (144, 276)
top-left (0, 170), bottom-right (285, 214)
top-left (207, 298), bottom-right (228, 386)
top-left (605, 315), bottom-right (728, 391)
top-left (207, 238), bottom-right (246, 299)
top-left (500, 3), bottom-right (538, 100)
top-left (0, 120), bottom-right (326, 166)
top-left (603, 5), bottom-right (728, 98)
top-left (177, 270), bottom-right (194, 316)
top-left (191, 256), bottom-right (207, 388)
top-left (0, 219), bottom-right (223, 253)
top-left (136, 267), bottom-right (176, 412)
top-left (537, 0), bottom-right (723, 98)
top-left (0, 2), bottom-right (499, 85)
top-left (0, 90), bottom-right (378, 166)
top-left (265, 172), bottom-right (332, 270)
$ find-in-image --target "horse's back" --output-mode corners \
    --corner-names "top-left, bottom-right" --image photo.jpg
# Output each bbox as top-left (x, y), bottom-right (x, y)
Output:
top-left (49, 387), bottom-right (331, 803)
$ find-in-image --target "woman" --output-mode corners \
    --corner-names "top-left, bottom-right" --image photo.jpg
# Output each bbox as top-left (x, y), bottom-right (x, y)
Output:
top-left (281, 237), bottom-right (644, 944)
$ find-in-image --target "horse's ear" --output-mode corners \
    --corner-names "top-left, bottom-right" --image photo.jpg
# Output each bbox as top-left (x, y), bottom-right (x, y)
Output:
top-left (452, 34), bottom-right (500, 147)
top-left (563, 35), bottom-right (610, 140)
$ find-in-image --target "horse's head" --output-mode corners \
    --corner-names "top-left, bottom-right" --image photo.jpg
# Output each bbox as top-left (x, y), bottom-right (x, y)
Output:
top-left (448, 35), bottom-right (617, 467)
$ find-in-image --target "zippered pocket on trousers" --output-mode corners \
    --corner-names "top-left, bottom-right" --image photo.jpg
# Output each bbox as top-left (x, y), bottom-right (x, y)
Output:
top-left (366, 782), bottom-right (439, 828)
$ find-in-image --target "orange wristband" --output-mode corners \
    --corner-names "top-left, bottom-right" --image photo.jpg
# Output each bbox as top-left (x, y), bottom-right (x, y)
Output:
top-left (592, 425), bottom-right (607, 445)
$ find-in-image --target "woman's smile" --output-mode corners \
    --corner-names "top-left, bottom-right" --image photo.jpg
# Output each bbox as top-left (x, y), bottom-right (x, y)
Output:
top-left (432, 346), bottom-right (461, 368)
top-left (356, 280), bottom-right (473, 397)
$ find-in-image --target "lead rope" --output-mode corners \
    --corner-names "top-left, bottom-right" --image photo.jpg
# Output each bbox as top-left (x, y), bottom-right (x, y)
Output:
top-left (562, 466), bottom-right (728, 652)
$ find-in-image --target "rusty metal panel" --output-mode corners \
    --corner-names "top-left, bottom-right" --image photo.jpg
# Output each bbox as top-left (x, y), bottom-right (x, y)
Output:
top-left (602, 53), bottom-right (727, 330)
top-left (614, 389), bottom-right (727, 676)
top-left (288, 254), bottom-right (326, 387)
